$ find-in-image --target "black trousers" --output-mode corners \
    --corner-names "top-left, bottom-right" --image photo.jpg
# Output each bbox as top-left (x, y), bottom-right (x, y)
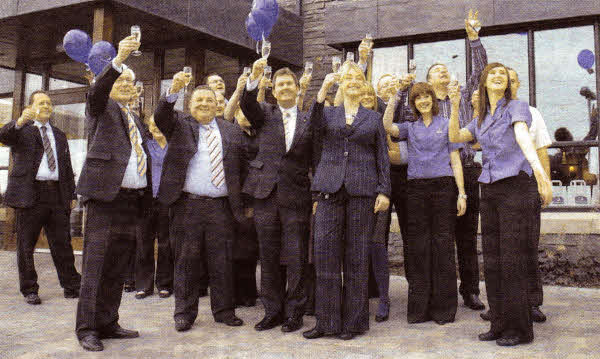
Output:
top-left (76, 190), bottom-right (142, 339)
top-left (135, 199), bottom-right (173, 293)
top-left (233, 217), bottom-right (258, 303)
top-left (171, 194), bottom-right (235, 323)
top-left (527, 176), bottom-right (544, 307)
top-left (455, 165), bottom-right (482, 297)
top-left (314, 187), bottom-right (374, 334)
top-left (405, 177), bottom-right (458, 323)
top-left (480, 172), bottom-right (534, 342)
top-left (15, 181), bottom-right (80, 296)
top-left (253, 190), bottom-right (308, 320)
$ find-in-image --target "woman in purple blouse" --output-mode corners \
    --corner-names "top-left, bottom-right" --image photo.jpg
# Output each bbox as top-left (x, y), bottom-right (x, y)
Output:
top-left (448, 62), bottom-right (552, 346)
top-left (384, 82), bottom-right (467, 325)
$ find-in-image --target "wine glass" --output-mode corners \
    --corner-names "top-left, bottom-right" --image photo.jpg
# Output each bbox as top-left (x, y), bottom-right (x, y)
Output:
top-left (332, 56), bottom-right (341, 73)
top-left (243, 67), bottom-right (252, 76)
top-left (183, 66), bottom-right (192, 93)
top-left (346, 52), bottom-right (355, 63)
top-left (365, 33), bottom-right (374, 48)
top-left (130, 25), bottom-right (142, 56)
top-left (305, 61), bottom-right (313, 77)
top-left (261, 40), bottom-right (271, 59)
top-left (469, 19), bottom-right (482, 33)
top-left (408, 59), bottom-right (417, 74)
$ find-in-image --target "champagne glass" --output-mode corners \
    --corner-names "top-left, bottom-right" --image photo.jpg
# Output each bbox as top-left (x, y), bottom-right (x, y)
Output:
top-left (408, 59), bottom-right (417, 74)
top-left (261, 40), bottom-right (271, 59)
top-left (365, 33), bottom-right (374, 50)
top-left (332, 56), bottom-right (341, 73)
top-left (183, 66), bottom-right (192, 93)
top-left (469, 19), bottom-right (482, 33)
top-left (243, 66), bottom-right (252, 76)
top-left (305, 61), bottom-right (313, 77)
top-left (264, 66), bottom-right (272, 89)
top-left (346, 52), bottom-right (355, 63)
top-left (130, 25), bottom-right (142, 56)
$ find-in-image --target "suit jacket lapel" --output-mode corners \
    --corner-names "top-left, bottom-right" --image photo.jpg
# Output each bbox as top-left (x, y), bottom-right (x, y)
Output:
top-left (350, 106), bottom-right (368, 130)
top-left (289, 111), bottom-right (308, 151)
top-left (273, 106), bottom-right (286, 151)
top-left (189, 118), bottom-right (200, 152)
top-left (216, 119), bottom-right (230, 158)
top-left (30, 124), bottom-right (43, 145)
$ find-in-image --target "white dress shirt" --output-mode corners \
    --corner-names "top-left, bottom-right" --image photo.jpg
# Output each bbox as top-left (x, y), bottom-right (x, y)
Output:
top-left (33, 121), bottom-right (59, 181)
top-left (528, 106), bottom-right (552, 149)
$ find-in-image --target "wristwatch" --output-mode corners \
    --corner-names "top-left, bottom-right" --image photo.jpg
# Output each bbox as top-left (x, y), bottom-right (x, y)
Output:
top-left (458, 194), bottom-right (468, 199)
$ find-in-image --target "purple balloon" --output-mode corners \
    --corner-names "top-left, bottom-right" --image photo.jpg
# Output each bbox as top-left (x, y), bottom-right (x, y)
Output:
top-left (63, 29), bottom-right (92, 64)
top-left (246, 13), bottom-right (270, 41)
top-left (577, 49), bottom-right (595, 70)
top-left (88, 41), bottom-right (117, 75)
top-left (251, 0), bottom-right (279, 38)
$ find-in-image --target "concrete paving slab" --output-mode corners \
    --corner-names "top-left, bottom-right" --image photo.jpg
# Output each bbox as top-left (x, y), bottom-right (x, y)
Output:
top-left (0, 251), bottom-right (599, 359)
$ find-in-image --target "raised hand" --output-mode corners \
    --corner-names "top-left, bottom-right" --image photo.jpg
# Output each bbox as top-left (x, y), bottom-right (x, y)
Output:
top-left (471, 89), bottom-right (480, 110)
top-left (251, 58), bottom-right (268, 82)
top-left (17, 107), bottom-right (36, 128)
top-left (398, 73), bottom-right (415, 91)
top-left (299, 73), bottom-right (312, 92)
top-left (170, 71), bottom-right (191, 94)
top-left (258, 76), bottom-right (272, 90)
top-left (317, 72), bottom-right (341, 103)
top-left (113, 35), bottom-right (141, 68)
top-left (358, 38), bottom-right (372, 65)
top-left (448, 82), bottom-right (461, 107)
top-left (236, 73), bottom-right (249, 92)
top-left (465, 9), bottom-right (481, 40)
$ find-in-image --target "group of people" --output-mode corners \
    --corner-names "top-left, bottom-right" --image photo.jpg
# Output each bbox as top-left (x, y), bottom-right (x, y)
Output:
top-left (1, 9), bottom-right (554, 352)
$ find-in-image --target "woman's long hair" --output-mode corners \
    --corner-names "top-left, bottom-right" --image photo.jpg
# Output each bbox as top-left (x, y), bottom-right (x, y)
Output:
top-left (477, 62), bottom-right (512, 127)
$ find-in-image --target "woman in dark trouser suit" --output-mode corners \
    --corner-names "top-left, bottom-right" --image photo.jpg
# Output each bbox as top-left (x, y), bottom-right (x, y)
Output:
top-left (302, 62), bottom-right (391, 341)
top-left (384, 82), bottom-right (466, 325)
top-left (448, 62), bottom-right (553, 346)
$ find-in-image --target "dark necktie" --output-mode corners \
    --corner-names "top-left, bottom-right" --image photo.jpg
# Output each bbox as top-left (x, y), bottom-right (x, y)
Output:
top-left (40, 126), bottom-right (56, 172)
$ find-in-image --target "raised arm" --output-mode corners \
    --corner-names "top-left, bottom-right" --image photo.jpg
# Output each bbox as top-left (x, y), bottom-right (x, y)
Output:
top-left (450, 150), bottom-right (467, 216)
top-left (240, 58), bottom-right (268, 130)
top-left (224, 73), bottom-right (249, 122)
top-left (448, 83), bottom-right (475, 143)
top-left (154, 71), bottom-right (189, 140)
top-left (464, 10), bottom-right (487, 95)
top-left (297, 72), bottom-right (311, 111)
top-left (383, 93), bottom-right (400, 137)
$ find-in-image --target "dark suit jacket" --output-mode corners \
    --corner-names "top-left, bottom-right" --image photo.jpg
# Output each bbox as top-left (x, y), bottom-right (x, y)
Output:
top-left (240, 87), bottom-right (314, 210)
top-left (76, 65), bottom-right (152, 205)
top-left (0, 121), bottom-right (76, 209)
top-left (310, 101), bottom-right (391, 197)
top-left (153, 95), bottom-right (245, 224)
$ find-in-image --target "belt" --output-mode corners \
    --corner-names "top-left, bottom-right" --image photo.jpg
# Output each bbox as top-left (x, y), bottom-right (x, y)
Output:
top-left (183, 192), bottom-right (227, 201)
top-left (119, 187), bottom-right (146, 196)
top-left (463, 161), bottom-right (482, 168)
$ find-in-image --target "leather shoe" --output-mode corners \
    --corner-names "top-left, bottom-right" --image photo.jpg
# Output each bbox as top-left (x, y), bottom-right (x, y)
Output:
top-left (135, 291), bottom-right (149, 299)
top-left (496, 336), bottom-right (521, 346)
top-left (338, 332), bottom-right (355, 340)
top-left (64, 289), bottom-right (79, 298)
top-left (216, 315), bottom-right (244, 327)
top-left (254, 314), bottom-right (283, 331)
top-left (241, 298), bottom-right (256, 307)
top-left (123, 284), bottom-right (135, 292)
top-left (375, 301), bottom-right (390, 322)
top-left (174, 318), bottom-right (192, 332)
top-left (531, 306), bottom-right (547, 323)
top-left (478, 331), bottom-right (501, 341)
top-left (25, 293), bottom-right (41, 305)
top-left (302, 327), bottom-right (325, 339)
top-left (480, 311), bottom-right (491, 321)
top-left (434, 319), bottom-right (452, 325)
top-left (79, 335), bottom-right (103, 351)
top-left (281, 317), bottom-right (303, 332)
top-left (99, 326), bottom-right (139, 339)
top-left (158, 290), bottom-right (172, 298)
top-left (463, 294), bottom-right (486, 310)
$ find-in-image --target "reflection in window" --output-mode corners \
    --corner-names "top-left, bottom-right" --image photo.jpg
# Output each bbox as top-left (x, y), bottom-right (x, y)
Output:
top-left (481, 33), bottom-right (529, 100)
top-left (53, 103), bottom-right (87, 181)
top-left (0, 97), bottom-right (13, 126)
top-left (535, 26), bottom-right (597, 191)
top-left (371, 46), bottom-right (407, 90)
top-left (24, 73), bottom-right (43, 104)
top-left (161, 79), bottom-right (184, 112)
top-left (414, 39), bottom-right (466, 84)
top-left (0, 68), bottom-right (15, 94)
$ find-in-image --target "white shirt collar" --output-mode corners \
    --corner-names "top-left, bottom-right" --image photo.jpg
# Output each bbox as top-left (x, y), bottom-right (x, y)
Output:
top-left (33, 120), bottom-right (50, 129)
top-left (279, 105), bottom-right (298, 117)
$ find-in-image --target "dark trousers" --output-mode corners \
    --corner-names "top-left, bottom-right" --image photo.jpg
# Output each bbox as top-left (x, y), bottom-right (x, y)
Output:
top-left (314, 188), bottom-right (374, 334)
top-left (233, 218), bottom-right (258, 303)
top-left (76, 190), bottom-right (141, 339)
top-left (136, 199), bottom-right (173, 293)
top-left (15, 182), bottom-right (80, 296)
top-left (370, 210), bottom-right (390, 304)
top-left (405, 177), bottom-right (458, 323)
top-left (480, 172), bottom-right (534, 342)
top-left (527, 176), bottom-right (544, 307)
top-left (253, 190), bottom-right (308, 319)
top-left (455, 165), bottom-right (482, 297)
top-left (171, 194), bottom-right (235, 323)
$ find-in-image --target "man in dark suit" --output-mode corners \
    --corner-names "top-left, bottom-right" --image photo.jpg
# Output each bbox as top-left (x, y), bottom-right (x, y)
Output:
top-left (75, 35), bottom-right (150, 352)
top-left (0, 90), bottom-right (80, 305)
top-left (154, 72), bottom-right (245, 332)
top-left (240, 58), bottom-right (314, 333)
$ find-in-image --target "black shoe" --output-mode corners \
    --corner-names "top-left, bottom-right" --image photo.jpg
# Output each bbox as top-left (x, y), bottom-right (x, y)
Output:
top-left (216, 315), bottom-right (244, 327)
top-left (25, 293), bottom-right (41, 305)
top-left (480, 311), bottom-right (491, 321)
top-left (158, 290), bottom-right (172, 298)
top-left (375, 301), bottom-right (390, 322)
top-left (302, 327), bottom-right (325, 339)
top-left (99, 326), bottom-right (139, 339)
top-left (79, 335), bottom-right (103, 351)
top-left (338, 332), bottom-right (355, 340)
top-left (123, 284), bottom-right (135, 293)
top-left (531, 306), bottom-right (547, 323)
top-left (254, 314), bottom-right (283, 331)
top-left (281, 317), bottom-right (303, 333)
top-left (135, 291), bottom-right (150, 299)
top-left (496, 336), bottom-right (521, 346)
top-left (64, 289), bottom-right (79, 298)
top-left (464, 294), bottom-right (486, 310)
top-left (174, 318), bottom-right (193, 332)
top-left (478, 331), bottom-right (501, 341)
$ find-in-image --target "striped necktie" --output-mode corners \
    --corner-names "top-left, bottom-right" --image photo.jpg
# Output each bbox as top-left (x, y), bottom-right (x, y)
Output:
top-left (124, 108), bottom-right (147, 178)
top-left (282, 110), bottom-right (292, 151)
top-left (40, 126), bottom-right (56, 172)
top-left (204, 125), bottom-right (225, 188)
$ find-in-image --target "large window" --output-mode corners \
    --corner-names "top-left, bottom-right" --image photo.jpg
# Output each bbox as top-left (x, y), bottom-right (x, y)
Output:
top-left (481, 32), bottom-right (529, 99)
top-left (371, 46), bottom-right (407, 89)
top-left (414, 39), bottom-right (466, 84)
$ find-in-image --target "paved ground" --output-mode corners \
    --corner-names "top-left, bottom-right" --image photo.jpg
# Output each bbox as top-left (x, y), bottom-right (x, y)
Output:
top-left (0, 251), bottom-right (599, 359)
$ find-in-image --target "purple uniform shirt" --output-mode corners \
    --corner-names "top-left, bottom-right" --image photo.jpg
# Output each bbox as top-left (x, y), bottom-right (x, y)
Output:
top-left (465, 98), bottom-right (533, 184)
top-left (148, 139), bottom-right (168, 198)
top-left (394, 115), bottom-right (463, 180)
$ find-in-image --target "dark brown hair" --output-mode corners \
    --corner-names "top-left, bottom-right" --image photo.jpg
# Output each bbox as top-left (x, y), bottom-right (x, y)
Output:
top-left (28, 90), bottom-right (50, 106)
top-left (409, 82), bottom-right (439, 117)
top-left (272, 67), bottom-right (299, 89)
top-left (426, 63), bottom-right (446, 81)
top-left (191, 85), bottom-right (217, 99)
top-left (476, 62), bottom-right (512, 127)
top-left (204, 73), bottom-right (223, 85)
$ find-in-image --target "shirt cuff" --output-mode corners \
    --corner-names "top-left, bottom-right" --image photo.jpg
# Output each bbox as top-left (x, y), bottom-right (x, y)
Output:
top-left (165, 89), bottom-right (179, 103)
top-left (111, 59), bottom-right (128, 73)
top-left (469, 38), bottom-right (482, 48)
top-left (246, 78), bottom-right (260, 92)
